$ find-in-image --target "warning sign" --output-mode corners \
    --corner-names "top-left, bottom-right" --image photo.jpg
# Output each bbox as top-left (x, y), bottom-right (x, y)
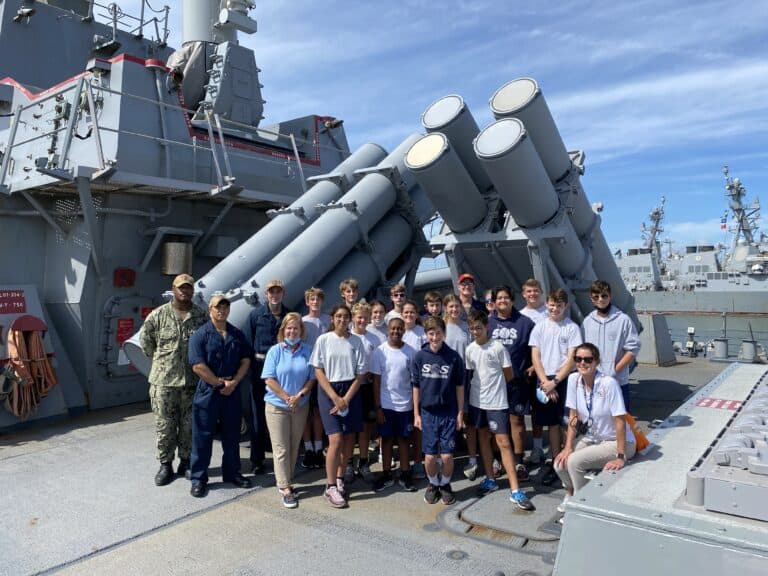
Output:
top-left (116, 318), bottom-right (135, 344)
top-left (0, 290), bottom-right (26, 314)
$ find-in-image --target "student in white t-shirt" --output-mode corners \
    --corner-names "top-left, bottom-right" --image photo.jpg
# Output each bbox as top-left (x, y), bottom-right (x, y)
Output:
top-left (301, 287), bottom-right (330, 470)
top-left (529, 288), bottom-right (582, 486)
top-left (371, 317), bottom-right (418, 493)
top-left (310, 304), bottom-right (366, 509)
top-left (350, 301), bottom-right (379, 483)
top-left (465, 310), bottom-right (535, 511)
top-left (401, 299), bottom-right (426, 477)
top-left (366, 300), bottom-right (388, 346)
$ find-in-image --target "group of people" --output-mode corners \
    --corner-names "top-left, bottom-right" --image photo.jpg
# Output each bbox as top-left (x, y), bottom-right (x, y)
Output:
top-left (140, 272), bottom-right (641, 516)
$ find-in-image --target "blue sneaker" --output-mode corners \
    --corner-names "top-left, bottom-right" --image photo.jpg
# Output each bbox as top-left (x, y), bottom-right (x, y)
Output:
top-left (510, 489), bottom-right (535, 511)
top-left (477, 477), bottom-right (499, 496)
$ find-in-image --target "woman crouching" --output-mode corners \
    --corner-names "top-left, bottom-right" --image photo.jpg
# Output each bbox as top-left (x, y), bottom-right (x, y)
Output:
top-left (554, 342), bottom-right (636, 513)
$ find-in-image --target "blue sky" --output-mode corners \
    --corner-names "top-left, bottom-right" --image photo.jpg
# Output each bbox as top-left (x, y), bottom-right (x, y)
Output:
top-left (137, 1), bottom-right (768, 254)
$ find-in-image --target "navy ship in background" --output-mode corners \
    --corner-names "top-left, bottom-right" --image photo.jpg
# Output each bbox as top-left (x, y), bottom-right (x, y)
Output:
top-left (615, 166), bottom-right (768, 358)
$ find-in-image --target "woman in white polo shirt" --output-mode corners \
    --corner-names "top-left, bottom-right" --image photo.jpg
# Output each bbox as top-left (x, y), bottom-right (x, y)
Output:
top-left (554, 342), bottom-right (636, 511)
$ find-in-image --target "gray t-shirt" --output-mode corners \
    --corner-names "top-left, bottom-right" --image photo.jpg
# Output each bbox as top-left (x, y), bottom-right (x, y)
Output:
top-left (445, 321), bottom-right (470, 361)
top-left (310, 332), bottom-right (366, 382)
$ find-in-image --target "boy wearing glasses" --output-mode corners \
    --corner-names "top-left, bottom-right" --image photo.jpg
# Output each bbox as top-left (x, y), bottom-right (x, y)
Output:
top-left (384, 283), bottom-right (407, 324)
top-left (581, 280), bottom-right (641, 411)
top-left (529, 289), bottom-right (582, 485)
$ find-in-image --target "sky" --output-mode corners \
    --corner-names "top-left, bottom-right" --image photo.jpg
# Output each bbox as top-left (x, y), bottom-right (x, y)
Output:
top-left (126, 0), bottom-right (767, 255)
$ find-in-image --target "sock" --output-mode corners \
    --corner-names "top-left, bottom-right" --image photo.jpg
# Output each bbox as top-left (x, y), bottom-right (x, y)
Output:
top-left (533, 438), bottom-right (543, 451)
top-left (440, 476), bottom-right (451, 486)
top-left (304, 441), bottom-right (313, 451)
top-left (427, 474), bottom-right (440, 485)
top-left (469, 456), bottom-right (477, 466)
top-left (313, 440), bottom-right (323, 452)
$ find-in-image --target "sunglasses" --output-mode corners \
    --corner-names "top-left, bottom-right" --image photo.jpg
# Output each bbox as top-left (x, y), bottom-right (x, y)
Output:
top-left (574, 356), bottom-right (595, 364)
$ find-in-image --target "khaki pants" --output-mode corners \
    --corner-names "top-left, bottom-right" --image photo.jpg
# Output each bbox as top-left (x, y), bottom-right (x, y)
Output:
top-left (554, 437), bottom-right (636, 492)
top-left (265, 402), bottom-right (309, 489)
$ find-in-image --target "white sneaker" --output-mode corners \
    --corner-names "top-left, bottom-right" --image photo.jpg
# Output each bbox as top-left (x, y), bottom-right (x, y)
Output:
top-left (557, 493), bottom-right (571, 514)
top-left (463, 461), bottom-right (479, 481)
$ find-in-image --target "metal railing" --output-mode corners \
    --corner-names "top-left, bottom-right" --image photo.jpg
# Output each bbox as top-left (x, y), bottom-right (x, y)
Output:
top-left (86, 0), bottom-right (170, 45)
top-left (0, 76), bottom-right (344, 196)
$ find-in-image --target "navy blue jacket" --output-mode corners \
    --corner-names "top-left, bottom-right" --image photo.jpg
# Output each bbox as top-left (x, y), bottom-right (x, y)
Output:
top-left (488, 309), bottom-right (534, 379)
top-left (412, 343), bottom-right (465, 414)
top-left (189, 321), bottom-right (253, 381)
top-left (247, 303), bottom-right (291, 357)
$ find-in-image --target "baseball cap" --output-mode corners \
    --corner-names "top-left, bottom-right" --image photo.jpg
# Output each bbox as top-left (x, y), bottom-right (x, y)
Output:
top-left (458, 273), bottom-right (476, 284)
top-left (172, 273), bottom-right (195, 288)
top-left (209, 294), bottom-right (230, 308)
top-left (266, 279), bottom-right (284, 291)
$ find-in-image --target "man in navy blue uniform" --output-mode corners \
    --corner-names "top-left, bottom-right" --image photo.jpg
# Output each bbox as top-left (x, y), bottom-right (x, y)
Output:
top-left (488, 284), bottom-right (535, 481)
top-left (188, 294), bottom-right (253, 498)
top-left (247, 279), bottom-right (291, 474)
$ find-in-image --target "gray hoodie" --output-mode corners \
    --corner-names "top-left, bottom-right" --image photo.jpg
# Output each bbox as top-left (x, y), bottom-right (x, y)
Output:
top-left (581, 305), bottom-right (640, 387)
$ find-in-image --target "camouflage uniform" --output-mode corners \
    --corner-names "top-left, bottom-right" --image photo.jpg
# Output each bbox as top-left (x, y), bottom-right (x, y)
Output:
top-left (141, 302), bottom-right (207, 463)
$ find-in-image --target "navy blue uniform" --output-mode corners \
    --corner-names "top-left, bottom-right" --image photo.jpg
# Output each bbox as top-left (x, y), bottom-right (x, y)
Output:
top-left (189, 321), bottom-right (252, 484)
top-left (412, 343), bottom-right (465, 455)
top-left (247, 303), bottom-right (290, 467)
top-left (488, 309), bottom-right (534, 416)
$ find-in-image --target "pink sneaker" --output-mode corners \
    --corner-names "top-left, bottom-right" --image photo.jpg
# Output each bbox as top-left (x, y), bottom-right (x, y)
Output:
top-left (324, 485), bottom-right (347, 508)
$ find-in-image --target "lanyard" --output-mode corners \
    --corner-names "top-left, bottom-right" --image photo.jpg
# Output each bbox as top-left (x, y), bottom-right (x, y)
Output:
top-left (582, 376), bottom-right (597, 424)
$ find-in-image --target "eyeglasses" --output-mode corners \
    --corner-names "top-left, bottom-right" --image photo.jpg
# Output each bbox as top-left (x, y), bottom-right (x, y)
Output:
top-left (574, 356), bottom-right (595, 364)
top-left (485, 299), bottom-right (493, 303)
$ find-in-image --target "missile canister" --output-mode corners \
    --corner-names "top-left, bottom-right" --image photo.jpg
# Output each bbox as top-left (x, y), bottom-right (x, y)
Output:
top-left (421, 95), bottom-right (493, 193)
top-left (490, 78), bottom-right (571, 183)
top-left (405, 133), bottom-right (486, 233)
top-left (196, 142), bottom-right (387, 300)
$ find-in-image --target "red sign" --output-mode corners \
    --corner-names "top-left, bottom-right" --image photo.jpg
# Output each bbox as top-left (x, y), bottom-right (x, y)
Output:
top-left (695, 397), bottom-right (742, 411)
top-left (116, 318), bottom-right (135, 344)
top-left (140, 307), bottom-right (155, 319)
top-left (0, 290), bottom-right (26, 314)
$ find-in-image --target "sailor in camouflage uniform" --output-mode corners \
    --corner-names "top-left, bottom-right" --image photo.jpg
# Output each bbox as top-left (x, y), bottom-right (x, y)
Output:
top-left (141, 274), bottom-right (207, 486)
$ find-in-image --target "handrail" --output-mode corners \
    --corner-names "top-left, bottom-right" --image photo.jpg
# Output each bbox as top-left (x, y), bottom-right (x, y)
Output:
top-left (86, 0), bottom-right (170, 45)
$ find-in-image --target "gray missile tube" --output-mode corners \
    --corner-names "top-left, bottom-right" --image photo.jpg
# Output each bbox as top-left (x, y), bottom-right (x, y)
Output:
top-left (405, 133), bottom-right (486, 234)
top-left (228, 134), bottom-right (422, 323)
top-left (196, 142), bottom-right (387, 301)
top-left (474, 118), bottom-right (592, 282)
top-left (491, 79), bottom-right (637, 324)
top-left (316, 214), bottom-right (413, 301)
top-left (421, 95), bottom-right (493, 193)
top-left (490, 78), bottom-right (571, 183)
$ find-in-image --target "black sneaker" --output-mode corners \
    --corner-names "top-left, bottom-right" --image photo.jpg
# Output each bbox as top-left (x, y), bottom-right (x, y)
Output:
top-left (398, 471), bottom-right (417, 492)
top-left (441, 483), bottom-right (456, 505)
top-left (313, 450), bottom-right (325, 469)
top-left (541, 461), bottom-right (558, 486)
top-left (424, 483), bottom-right (441, 505)
top-left (300, 450), bottom-right (315, 470)
top-left (515, 464), bottom-right (530, 482)
top-left (374, 472), bottom-right (395, 492)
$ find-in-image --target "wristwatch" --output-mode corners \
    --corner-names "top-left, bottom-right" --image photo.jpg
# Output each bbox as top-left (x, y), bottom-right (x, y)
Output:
top-left (616, 452), bottom-right (626, 461)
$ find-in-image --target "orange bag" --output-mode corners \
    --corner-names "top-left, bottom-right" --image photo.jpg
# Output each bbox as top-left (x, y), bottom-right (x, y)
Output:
top-left (625, 413), bottom-right (650, 453)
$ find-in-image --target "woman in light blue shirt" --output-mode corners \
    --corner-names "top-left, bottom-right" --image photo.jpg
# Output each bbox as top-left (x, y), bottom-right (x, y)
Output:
top-left (262, 312), bottom-right (315, 509)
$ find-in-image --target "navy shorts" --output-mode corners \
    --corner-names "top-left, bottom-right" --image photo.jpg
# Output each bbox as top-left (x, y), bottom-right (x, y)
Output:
top-left (318, 380), bottom-right (363, 436)
top-left (507, 378), bottom-right (531, 417)
top-left (360, 383), bottom-right (377, 423)
top-left (378, 409), bottom-right (414, 439)
top-left (421, 408), bottom-right (456, 455)
top-left (532, 375), bottom-right (567, 427)
top-left (469, 406), bottom-right (510, 435)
